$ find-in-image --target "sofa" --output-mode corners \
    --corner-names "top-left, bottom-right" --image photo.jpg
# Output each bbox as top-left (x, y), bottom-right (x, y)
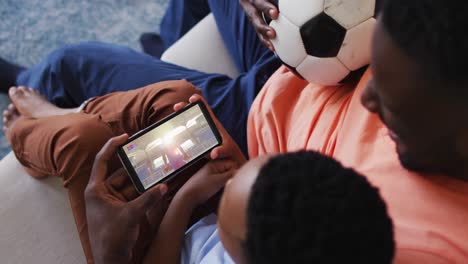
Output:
top-left (0, 14), bottom-right (239, 263)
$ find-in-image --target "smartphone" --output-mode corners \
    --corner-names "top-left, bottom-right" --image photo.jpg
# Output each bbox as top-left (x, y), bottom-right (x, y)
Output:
top-left (118, 101), bottom-right (222, 193)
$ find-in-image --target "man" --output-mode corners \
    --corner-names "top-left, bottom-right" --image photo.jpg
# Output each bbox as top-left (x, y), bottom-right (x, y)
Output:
top-left (246, 0), bottom-right (468, 262)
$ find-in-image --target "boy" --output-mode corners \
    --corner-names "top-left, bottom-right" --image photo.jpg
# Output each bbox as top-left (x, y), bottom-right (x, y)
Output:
top-left (143, 151), bottom-right (395, 263)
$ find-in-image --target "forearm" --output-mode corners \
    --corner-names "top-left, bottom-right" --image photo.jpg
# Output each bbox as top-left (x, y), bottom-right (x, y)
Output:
top-left (143, 194), bottom-right (194, 264)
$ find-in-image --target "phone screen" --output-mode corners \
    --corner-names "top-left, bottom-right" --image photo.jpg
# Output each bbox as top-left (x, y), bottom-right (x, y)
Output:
top-left (119, 103), bottom-right (221, 191)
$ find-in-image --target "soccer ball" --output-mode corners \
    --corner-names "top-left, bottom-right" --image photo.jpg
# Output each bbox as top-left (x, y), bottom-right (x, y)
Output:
top-left (264, 0), bottom-right (381, 85)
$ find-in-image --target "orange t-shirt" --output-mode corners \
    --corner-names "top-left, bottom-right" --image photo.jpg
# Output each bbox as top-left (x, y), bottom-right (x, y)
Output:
top-left (247, 66), bottom-right (468, 263)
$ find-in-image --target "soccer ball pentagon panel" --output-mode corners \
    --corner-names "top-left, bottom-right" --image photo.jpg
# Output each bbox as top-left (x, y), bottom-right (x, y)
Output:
top-left (264, 0), bottom-right (381, 86)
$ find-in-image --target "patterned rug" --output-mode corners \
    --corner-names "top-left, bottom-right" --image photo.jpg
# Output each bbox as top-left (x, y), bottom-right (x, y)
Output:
top-left (0, 0), bottom-right (168, 159)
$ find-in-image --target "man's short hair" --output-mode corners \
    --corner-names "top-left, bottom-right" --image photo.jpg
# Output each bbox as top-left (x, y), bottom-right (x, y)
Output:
top-left (245, 151), bottom-right (395, 264)
top-left (382, 0), bottom-right (468, 90)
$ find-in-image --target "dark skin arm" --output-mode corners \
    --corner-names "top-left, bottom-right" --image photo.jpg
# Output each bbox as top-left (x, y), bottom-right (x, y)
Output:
top-left (143, 159), bottom-right (236, 264)
top-left (84, 134), bottom-right (168, 264)
top-left (239, 0), bottom-right (279, 51)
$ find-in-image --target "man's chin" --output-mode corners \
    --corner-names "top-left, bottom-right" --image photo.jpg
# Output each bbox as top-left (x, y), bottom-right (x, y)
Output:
top-left (396, 145), bottom-right (432, 173)
top-left (398, 154), bottom-right (423, 172)
top-left (395, 141), bottom-right (462, 177)
top-left (396, 149), bottom-right (445, 175)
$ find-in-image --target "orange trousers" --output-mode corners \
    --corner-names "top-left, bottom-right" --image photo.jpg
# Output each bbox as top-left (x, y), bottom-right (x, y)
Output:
top-left (10, 80), bottom-right (201, 263)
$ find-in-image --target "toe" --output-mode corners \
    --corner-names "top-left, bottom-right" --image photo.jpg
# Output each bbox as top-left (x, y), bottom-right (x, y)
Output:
top-left (17, 86), bottom-right (27, 95)
top-left (9, 86), bottom-right (26, 99)
top-left (29, 87), bottom-right (41, 96)
top-left (8, 103), bottom-right (18, 113)
top-left (8, 103), bottom-right (15, 111)
top-left (8, 86), bottom-right (17, 97)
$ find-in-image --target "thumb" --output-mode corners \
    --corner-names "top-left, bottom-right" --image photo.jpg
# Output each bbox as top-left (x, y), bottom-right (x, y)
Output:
top-left (90, 134), bottom-right (129, 183)
top-left (210, 145), bottom-right (229, 160)
top-left (130, 184), bottom-right (168, 213)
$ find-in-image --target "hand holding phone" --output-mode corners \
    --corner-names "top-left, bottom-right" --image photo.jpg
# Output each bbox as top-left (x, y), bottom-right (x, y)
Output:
top-left (118, 101), bottom-right (222, 193)
top-left (177, 159), bottom-right (236, 208)
top-left (173, 94), bottom-right (247, 167)
top-left (86, 134), bottom-right (168, 263)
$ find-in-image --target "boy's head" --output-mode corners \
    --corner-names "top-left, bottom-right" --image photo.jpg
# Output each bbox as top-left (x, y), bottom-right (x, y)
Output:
top-left (361, 0), bottom-right (468, 178)
top-left (217, 151), bottom-right (395, 264)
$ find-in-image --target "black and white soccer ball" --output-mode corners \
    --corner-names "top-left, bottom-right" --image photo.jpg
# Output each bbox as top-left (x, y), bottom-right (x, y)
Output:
top-left (264, 0), bottom-right (381, 85)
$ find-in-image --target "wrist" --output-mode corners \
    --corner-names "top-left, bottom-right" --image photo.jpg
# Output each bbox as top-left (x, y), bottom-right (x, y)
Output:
top-left (174, 189), bottom-right (198, 212)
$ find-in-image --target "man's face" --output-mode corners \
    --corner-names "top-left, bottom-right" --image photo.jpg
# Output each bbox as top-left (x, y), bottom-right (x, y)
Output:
top-left (361, 19), bottom-right (466, 176)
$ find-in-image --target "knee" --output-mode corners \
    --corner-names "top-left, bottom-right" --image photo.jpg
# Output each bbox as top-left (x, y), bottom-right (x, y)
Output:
top-left (45, 42), bottom-right (108, 69)
top-left (54, 115), bottom-right (114, 172)
top-left (142, 80), bottom-right (201, 120)
top-left (155, 80), bottom-right (200, 105)
top-left (46, 43), bottom-right (81, 67)
top-left (181, 80), bottom-right (201, 97)
top-left (167, 80), bottom-right (201, 104)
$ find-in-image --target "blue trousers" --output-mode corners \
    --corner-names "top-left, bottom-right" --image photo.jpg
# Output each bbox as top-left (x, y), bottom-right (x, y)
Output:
top-left (16, 0), bottom-right (281, 155)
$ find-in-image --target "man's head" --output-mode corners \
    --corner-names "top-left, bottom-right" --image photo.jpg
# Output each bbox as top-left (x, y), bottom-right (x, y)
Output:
top-left (361, 0), bottom-right (468, 177)
top-left (217, 151), bottom-right (395, 264)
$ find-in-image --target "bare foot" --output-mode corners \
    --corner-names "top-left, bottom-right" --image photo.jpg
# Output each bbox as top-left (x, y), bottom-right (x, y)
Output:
top-left (3, 102), bottom-right (49, 179)
top-left (8, 86), bottom-right (79, 118)
top-left (2, 103), bottom-right (20, 144)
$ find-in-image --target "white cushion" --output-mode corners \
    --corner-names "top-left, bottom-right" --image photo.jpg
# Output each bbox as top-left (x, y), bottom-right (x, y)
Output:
top-left (161, 14), bottom-right (240, 79)
top-left (0, 152), bottom-right (85, 263)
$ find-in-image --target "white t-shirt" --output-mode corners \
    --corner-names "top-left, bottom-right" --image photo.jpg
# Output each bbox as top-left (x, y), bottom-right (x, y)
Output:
top-left (180, 214), bottom-right (235, 264)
